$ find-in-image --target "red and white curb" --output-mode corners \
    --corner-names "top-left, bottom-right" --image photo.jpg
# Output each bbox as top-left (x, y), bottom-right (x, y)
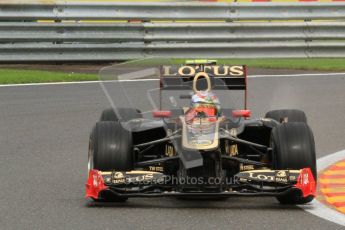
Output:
top-left (300, 149), bottom-right (345, 227)
top-left (319, 160), bottom-right (345, 214)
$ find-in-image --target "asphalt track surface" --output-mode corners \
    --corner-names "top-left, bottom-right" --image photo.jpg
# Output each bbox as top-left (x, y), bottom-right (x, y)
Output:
top-left (1, 72), bottom-right (345, 230)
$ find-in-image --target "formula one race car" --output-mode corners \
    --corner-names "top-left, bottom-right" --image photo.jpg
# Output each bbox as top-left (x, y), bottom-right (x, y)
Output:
top-left (86, 59), bottom-right (316, 204)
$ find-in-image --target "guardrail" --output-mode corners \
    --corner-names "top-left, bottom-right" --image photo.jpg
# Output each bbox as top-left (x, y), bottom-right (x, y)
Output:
top-left (1, 22), bottom-right (345, 42)
top-left (0, 2), bottom-right (345, 61)
top-left (1, 2), bottom-right (345, 21)
top-left (1, 42), bottom-right (344, 62)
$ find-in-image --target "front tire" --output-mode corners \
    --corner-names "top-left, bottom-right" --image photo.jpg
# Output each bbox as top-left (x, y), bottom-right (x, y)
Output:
top-left (90, 121), bottom-right (133, 171)
top-left (271, 122), bottom-right (316, 204)
top-left (88, 122), bottom-right (133, 202)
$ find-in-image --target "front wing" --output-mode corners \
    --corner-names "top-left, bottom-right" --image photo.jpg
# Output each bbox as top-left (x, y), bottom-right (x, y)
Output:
top-left (85, 168), bottom-right (316, 200)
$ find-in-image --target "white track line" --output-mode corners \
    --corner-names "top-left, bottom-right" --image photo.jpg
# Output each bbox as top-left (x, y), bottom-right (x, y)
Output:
top-left (299, 149), bottom-right (345, 227)
top-left (249, 72), bottom-right (345, 78)
top-left (0, 72), bottom-right (345, 87)
top-left (0, 79), bottom-right (157, 87)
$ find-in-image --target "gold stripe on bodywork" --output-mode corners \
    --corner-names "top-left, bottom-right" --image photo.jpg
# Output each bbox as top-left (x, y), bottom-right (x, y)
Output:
top-left (241, 169), bottom-right (300, 173)
top-left (100, 170), bottom-right (160, 175)
top-left (126, 170), bottom-right (161, 175)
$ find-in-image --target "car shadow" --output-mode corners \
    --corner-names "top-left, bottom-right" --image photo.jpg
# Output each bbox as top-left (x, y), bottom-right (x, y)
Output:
top-left (84, 197), bottom-right (307, 211)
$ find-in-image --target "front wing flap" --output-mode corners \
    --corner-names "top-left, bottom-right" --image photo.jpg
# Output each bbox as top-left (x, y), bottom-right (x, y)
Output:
top-left (85, 168), bottom-right (316, 200)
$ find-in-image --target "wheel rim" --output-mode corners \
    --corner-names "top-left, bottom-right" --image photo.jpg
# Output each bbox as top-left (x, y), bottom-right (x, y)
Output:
top-left (88, 139), bottom-right (94, 174)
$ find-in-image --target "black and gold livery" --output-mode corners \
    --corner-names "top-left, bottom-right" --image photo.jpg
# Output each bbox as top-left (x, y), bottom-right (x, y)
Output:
top-left (86, 61), bottom-right (316, 204)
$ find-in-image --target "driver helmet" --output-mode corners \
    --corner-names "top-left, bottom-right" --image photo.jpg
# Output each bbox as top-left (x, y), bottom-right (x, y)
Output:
top-left (190, 91), bottom-right (221, 118)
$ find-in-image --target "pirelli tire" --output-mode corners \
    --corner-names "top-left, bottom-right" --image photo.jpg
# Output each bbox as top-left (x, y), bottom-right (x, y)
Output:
top-left (90, 121), bottom-right (133, 171)
top-left (271, 122), bottom-right (316, 204)
top-left (100, 107), bottom-right (142, 122)
top-left (265, 109), bottom-right (307, 123)
top-left (88, 121), bottom-right (133, 202)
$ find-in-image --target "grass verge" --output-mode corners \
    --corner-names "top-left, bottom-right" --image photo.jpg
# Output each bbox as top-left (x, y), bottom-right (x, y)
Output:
top-left (0, 69), bottom-right (97, 84)
top-left (215, 58), bottom-right (345, 71)
top-left (122, 58), bottom-right (345, 71)
top-left (0, 58), bottom-right (344, 84)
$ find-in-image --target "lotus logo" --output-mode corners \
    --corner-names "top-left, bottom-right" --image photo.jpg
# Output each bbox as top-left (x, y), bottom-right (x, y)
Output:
top-left (114, 172), bottom-right (124, 179)
top-left (162, 65), bottom-right (244, 77)
top-left (276, 171), bottom-right (287, 177)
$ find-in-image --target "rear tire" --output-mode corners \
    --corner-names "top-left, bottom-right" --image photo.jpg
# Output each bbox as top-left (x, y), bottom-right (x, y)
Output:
top-left (271, 122), bottom-right (316, 204)
top-left (265, 109), bottom-right (307, 123)
top-left (100, 108), bottom-right (142, 122)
